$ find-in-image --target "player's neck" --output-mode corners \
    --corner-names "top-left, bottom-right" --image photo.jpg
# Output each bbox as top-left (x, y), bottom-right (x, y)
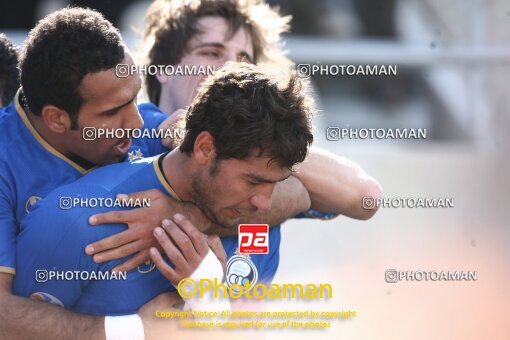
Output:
top-left (158, 90), bottom-right (181, 116)
top-left (161, 149), bottom-right (193, 201)
top-left (25, 109), bottom-right (73, 156)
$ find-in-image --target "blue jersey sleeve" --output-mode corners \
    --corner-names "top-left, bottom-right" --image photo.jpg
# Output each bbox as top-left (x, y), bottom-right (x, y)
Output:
top-left (295, 209), bottom-right (339, 220)
top-left (137, 102), bottom-right (169, 156)
top-left (0, 174), bottom-right (16, 273)
top-left (13, 185), bottom-right (118, 308)
top-left (258, 226), bottom-right (281, 284)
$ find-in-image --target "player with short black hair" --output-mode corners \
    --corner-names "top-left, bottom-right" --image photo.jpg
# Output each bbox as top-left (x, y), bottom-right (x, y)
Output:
top-left (20, 7), bottom-right (124, 127)
top-left (0, 7), bottom-right (180, 339)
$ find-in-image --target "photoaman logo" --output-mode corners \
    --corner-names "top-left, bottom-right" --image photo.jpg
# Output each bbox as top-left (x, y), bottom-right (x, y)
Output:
top-left (238, 224), bottom-right (269, 254)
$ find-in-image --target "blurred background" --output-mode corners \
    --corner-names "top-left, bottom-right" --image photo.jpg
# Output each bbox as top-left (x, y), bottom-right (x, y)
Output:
top-left (1, 0), bottom-right (508, 339)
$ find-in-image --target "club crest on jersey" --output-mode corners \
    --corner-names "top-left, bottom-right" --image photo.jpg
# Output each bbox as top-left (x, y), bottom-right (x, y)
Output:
top-left (25, 196), bottom-right (42, 213)
top-left (138, 259), bottom-right (155, 274)
top-left (128, 149), bottom-right (144, 162)
top-left (225, 249), bottom-right (258, 293)
top-left (30, 292), bottom-right (63, 306)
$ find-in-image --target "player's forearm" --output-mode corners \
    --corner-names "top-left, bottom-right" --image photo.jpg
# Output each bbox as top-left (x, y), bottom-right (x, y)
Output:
top-left (0, 297), bottom-right (104, 340)
top-left (240, 175), bottom-right (310, 225)
top-left (211, 176), bottom-right (310, 237)
top-left (293, 146), bottom-right (383, 220)
top-left (0, 276), bottom-right (104, 340)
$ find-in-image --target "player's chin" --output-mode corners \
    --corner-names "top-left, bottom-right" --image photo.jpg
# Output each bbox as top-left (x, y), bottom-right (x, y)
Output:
top-left (209, 212), bottom-right (233, 229)
top-left (220, 212), bottom-right (242, 228)
top-left (221, 219), bottom-right (240, 229)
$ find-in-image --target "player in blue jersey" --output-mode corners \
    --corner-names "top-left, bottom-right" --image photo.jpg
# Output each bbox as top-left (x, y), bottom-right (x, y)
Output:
top-left (14, 153), bottom-right (282, 315)
top-left (0, 89), bottom-right (171, 272)
top-left (14, 62), bottom-right (315, 315)
top-left (13, 154), bottom-right (216, 315)
top-left (0, 5), bottom-right (186, 275)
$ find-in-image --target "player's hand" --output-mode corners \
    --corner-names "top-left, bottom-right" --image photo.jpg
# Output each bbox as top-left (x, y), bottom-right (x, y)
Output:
top-left (158, 109), bottom-right (186, 149)
top-left (150, 214), bottom-right (226, 286)
top-left (85, 189), bottom-right (169, 272)
top-left (85, 189), bottom-right (214, 273)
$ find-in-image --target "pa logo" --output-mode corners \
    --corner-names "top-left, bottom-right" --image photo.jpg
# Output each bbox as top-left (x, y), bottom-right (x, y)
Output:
top-left (238, 224), bottom-right (269, 254)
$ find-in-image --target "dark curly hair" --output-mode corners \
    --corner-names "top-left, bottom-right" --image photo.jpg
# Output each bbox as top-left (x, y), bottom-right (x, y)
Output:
top-left (19, 7), bottom-right (124, 128)
top-left (0, 34), bottom-right (19, 106)
top-left (180, 62), bottom-right (314, 169)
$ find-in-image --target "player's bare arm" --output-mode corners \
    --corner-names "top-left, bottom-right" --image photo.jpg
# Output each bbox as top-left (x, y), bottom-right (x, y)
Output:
top-left (84, 188), bottom-right (215, 272)
top-left (0, 212), bottom-right (230, 340)
top-left (0, 272), bottom-right (196, 340)
top-left (0, 273), bottom-right (104, 340)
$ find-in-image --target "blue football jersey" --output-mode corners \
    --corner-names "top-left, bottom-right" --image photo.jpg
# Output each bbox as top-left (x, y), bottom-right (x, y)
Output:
top-left (0, 91), bottom-right (168, 274)
top-left (13, 154), bottom-right (287, 315)
top-left (219, 209), bottom-right (338, 288)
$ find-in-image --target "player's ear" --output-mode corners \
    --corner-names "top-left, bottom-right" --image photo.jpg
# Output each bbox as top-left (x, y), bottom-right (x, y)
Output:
top-left (193, 131), bottom-right (216, 165)
top-left (40, 105), bottom-right (72, 133)
top-left (155, 71), bottom-right (170, 85)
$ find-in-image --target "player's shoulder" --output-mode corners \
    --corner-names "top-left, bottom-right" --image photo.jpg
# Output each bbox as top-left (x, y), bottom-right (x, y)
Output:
top-left (0, 101), bottom-right (25, 144)
top-left (138, 101), bottom-right (167, 123)
top-left (23, 156), bottom-right (157, 202)
top-left (16, 183), bottom-right (109, 278)
top-left (82, 156), bottom-right (158, 190)
top-left (138, 101), bottom-right (160, 113)
top-left (17, 183), bottom-right (107, 250)
top-left (23, 180), bottom-right (109, 222)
